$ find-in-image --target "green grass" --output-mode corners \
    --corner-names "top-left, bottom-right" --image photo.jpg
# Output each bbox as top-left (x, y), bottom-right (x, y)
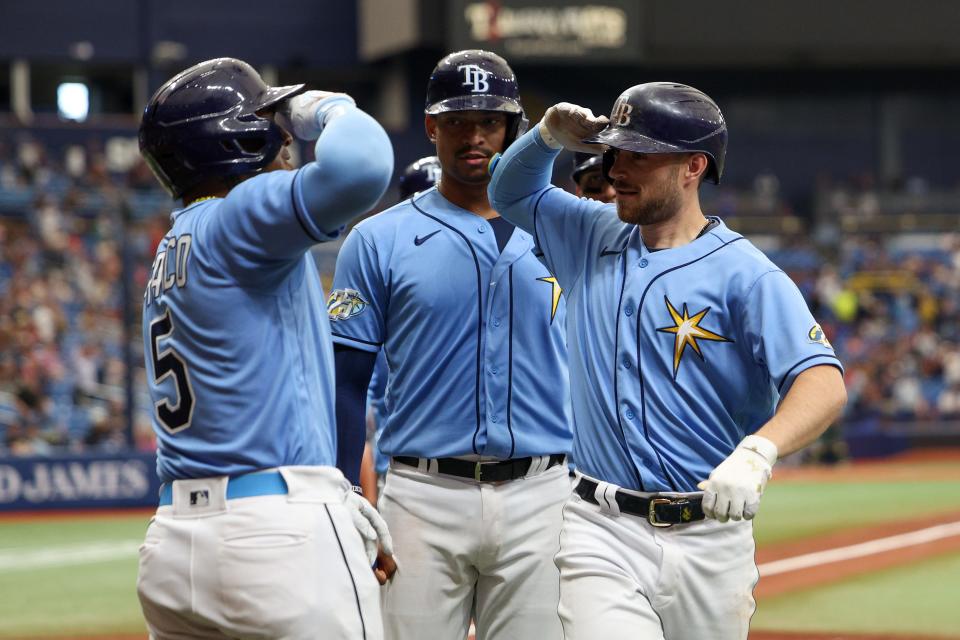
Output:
top-left (2, 472), bottom-right (960, 637)
top-left (753, 479), bottom-right (960, 547)
top-left (0, 514), bottom-right (150, 637)
top-left (752, 551), bottom-right (960, 636)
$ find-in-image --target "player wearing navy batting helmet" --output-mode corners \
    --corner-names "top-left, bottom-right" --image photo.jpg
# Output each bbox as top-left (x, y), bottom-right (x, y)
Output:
top-left (571, 151), bottom-right (615, 203)
top-left (489, 83), bottom-right (846, 640)
top-left (398, 155), bottom-right (442, 199)
top-left (136, 57), bottom-right (395, 639)
top-left (330, 50), bottom-right (572, 640)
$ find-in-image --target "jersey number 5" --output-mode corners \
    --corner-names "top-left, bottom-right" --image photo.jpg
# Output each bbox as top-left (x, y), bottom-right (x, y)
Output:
top-left (149, 309), bottom-right (195, 433)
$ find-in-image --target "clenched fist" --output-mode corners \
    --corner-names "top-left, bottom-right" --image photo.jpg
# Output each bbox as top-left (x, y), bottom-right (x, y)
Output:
top-left (278, 90), bottom-right (356, 141)
top-left (697, 435), bottom-right (778, 523)
top-left (539, 102), bottom-right (609, 153)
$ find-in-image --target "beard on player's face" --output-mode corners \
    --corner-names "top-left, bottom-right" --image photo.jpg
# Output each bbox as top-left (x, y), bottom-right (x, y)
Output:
top-left (614, 165), bottom-right (684, 226)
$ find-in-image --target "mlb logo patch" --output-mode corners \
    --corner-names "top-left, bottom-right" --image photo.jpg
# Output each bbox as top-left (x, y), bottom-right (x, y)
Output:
top-left (190, 490), bottom-right (210, 507)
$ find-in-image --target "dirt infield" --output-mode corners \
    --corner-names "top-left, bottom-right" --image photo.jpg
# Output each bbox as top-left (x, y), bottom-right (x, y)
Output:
top-left (0, 508), bottom-right (153, 522)
top-left (751, 454), bottom-right (960, 638)
top-left (756, 509), bottom-right (960, 598)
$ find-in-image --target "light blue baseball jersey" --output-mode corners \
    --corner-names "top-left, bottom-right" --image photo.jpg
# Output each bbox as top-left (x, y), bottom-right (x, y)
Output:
top-left (489, 127), bottom-right (842, 492)
top-left (142, 108), bottom-right (392, 483)
top-left (367, 350), bottom-right (389, 474)
top-left (329, 187), bottom-right (572, 460)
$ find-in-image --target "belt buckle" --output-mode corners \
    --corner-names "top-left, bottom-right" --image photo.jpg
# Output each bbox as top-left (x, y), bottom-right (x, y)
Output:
top-left (474, 462), bottom-right (483, 482)
top-left (648, 497), bottom-right (673, 528)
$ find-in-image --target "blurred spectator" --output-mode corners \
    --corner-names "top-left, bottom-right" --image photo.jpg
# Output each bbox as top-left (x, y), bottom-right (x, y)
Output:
top-left (4, 136), bottom-right (960, 458)
top-left (1, 137), bottom-right (166, 456)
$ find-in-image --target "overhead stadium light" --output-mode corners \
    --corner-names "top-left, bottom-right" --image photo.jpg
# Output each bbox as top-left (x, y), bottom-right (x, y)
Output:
top-left (57, 82), bottom-right (89, 122)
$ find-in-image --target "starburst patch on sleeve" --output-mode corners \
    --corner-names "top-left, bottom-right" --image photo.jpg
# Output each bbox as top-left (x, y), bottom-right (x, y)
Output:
top-left (327, 288), bottom-right (369, 321)
top-left (807, 323), bottom-right (832, 348)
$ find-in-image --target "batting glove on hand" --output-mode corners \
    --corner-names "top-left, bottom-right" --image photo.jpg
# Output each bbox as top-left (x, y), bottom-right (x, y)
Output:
top-left (697, 435), bottom-right (778, 523)
top-left (539, 102), bottom-right (609, 153)
top-left (344, 488), bottom-right (394, 565)
top-left (278, 90), bottom-right (356, 141)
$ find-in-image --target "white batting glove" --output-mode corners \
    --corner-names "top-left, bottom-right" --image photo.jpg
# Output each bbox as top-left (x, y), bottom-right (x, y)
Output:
top-left (539, 102), bottom-right (609, 153)
top-left (344, 488), bottom-right (394, 565)
top-left (697, 435), bottom-right (778, 523)
top-left (278, 90), bottom-right (356, 141)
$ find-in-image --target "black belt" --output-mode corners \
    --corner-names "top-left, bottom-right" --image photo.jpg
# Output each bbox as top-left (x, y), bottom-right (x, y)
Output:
top-left (393, 454), bottom-right (566, 482)
top-left (574, 477), bottom-right (705, 527)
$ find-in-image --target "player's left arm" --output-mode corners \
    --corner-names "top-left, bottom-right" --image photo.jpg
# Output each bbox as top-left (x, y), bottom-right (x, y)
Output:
top-left (699, 269), bottom-right (847, 522)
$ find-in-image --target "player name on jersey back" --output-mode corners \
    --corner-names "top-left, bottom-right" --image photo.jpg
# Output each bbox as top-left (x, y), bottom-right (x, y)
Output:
top-left (144, 234), bottom-right (192, 306)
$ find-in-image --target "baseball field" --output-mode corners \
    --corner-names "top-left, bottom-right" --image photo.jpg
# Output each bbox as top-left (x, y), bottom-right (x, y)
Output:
top-left (1, 452), bottom-right (958, 639)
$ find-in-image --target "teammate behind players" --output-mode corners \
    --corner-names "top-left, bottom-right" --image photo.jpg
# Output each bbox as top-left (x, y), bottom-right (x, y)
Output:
top-left (488, 85), bottom-right (847, 639)
top-left (571, 151), bottom-right (615, 203)
top-left (330, 50), bottom-right (572, 640)
top-left (136, 58), bottom-right (394, 639)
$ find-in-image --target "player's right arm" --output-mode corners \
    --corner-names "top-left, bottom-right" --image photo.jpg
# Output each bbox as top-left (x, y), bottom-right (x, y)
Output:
top-left (328, 224), bottom-right (389, 484)
top-left (488, 123), bottom-right (609, 285)
top-left (205, 96), bottom-right (393, 280)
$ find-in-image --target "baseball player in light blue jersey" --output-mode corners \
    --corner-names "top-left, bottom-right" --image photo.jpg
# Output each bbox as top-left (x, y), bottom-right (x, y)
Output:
top-left (329, 50), bottom-right (572, 640)
top-left (136, 58), bottom-right (394, 640)
top-left (488, 84), bottom-right (847, 640)
top-left (359, 156), bottom-right (444, 498)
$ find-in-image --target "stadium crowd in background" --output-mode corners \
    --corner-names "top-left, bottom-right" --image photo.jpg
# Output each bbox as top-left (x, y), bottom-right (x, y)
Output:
top-left (2, 136), bottom-right (960, 457)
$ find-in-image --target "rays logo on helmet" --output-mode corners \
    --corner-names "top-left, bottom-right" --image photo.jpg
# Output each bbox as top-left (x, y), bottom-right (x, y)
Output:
top-left (807, 323), bottom-right (832, 348)
top-left (612, 99), bottom-right (633, 127)
top-left (327, 288), bottom-right (369, 321)
top-left (458, 64), bottom-right (490, 93)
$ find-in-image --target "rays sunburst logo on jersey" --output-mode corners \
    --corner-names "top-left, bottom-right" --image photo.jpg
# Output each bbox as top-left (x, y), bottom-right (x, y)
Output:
top-left (537, 276), bottom-right (562, 324)
top-left (656, 296), bottom-right (732, 379)
top-left (327, 288), bottom-right (369, 321)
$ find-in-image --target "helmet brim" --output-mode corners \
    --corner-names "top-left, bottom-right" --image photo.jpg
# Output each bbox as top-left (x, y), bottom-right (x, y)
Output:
top-left (257, 83), bottom-right (307, 112)
top-left (425, 95), bottom-right (523, 115)
top-left (582, 126), bottom-right (684, 154)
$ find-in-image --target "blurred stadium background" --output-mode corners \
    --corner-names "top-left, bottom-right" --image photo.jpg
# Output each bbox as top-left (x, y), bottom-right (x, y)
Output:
top-left (1, 0), bottom-right (959, 638)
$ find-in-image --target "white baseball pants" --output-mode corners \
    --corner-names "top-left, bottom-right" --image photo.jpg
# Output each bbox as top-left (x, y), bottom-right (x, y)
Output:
top-left (378, 460), bottom-right (570, 640)
top-left (556, 475), bottom-right (759, 640)
top-left (137, 466), bottom-right (382, 640)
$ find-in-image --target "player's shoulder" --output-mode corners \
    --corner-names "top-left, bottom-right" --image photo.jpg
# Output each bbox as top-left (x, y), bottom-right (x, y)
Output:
top-left (353, 189), bottom-right (437, 234)
top-left (708, 219), bottom-right (778, 269)
top-left (168, 197), bottom-right (221, 234)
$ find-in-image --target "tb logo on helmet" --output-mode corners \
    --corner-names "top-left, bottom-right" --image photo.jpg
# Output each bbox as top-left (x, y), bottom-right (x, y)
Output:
top-left (612, 99), bottom-right (633, 127)
top-left (458, 64), bottom-right (490, 93)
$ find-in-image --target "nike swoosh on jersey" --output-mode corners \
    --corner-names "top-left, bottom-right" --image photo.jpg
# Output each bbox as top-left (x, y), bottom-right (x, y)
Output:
top-left (600, 245), bottom-right (625, 256)
top-left (414, 230), bottom-right (441, 246)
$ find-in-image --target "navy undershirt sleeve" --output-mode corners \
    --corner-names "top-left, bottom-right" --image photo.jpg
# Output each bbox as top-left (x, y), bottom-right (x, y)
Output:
top-left (334, 343), bottom-right (378, 485)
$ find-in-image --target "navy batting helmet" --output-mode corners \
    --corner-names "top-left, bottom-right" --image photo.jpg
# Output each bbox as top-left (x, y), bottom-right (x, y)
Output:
top-left (571, 152), bottom-right (603, 183)
top-left (425, 49), bottom-right (528, 147)
top-left (139, 57), bottom-right (307, 199)
top-left (398, 156), bottom-right (442, 199)
top-left (583, 82), bottom-right (727, 184)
